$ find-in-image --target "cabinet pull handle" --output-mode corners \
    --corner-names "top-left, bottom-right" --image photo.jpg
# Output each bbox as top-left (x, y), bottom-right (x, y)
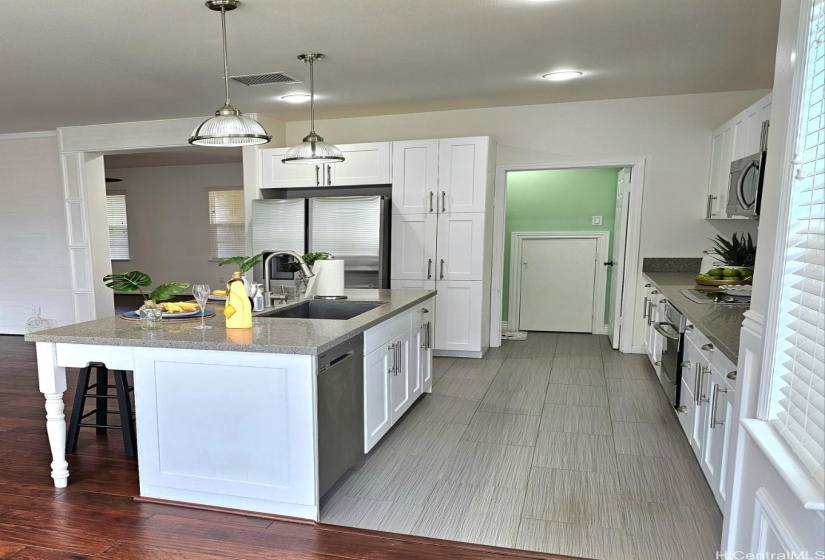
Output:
top-left (326, 164), bottom-right (332, 186)
top-left (699, 366), bottom-right (710, 405)
top-left (710, 385), bottom-right (728, 428)
top-left (726, 370), bottom-right (737, 380)
top-left (707, 194), bottom-right (717, 218)
top-left (315, 165), bottom-right (320, 186)
top-left (388, 343), bottom-right (396, 374)
top-left (396, 341), bottom-right (402, 377)
top-left (694, 363), bottom-right (702, 404)
top-left (651, 290), bottom-right (659, 295)
top-left (440, 259), bottom-right (445, 279)
top-left (644, 283), bottom-right (651, 288)
top-left (681, 360), bottom-right (691, 368)
top-left (646, 301), bottom-right (653, 325)
top-left (426, 322), bottom-right (431, 350)
top-left (701, 343), bottom-right (715, 352)
top-left (684, 325), bottom-right (694, 333)
top-left (429, 191), bottom-right (434, 213)
top-left (421, 307), bottom-right (429, 314)
top-left (642, 296), bottom-right (649, 318)
top-left (441, 191), bottom-right (446, 212)
top-left (676, 406), bottom-right (688, 414)
top-left (427, 259), bottom-right (432, 279)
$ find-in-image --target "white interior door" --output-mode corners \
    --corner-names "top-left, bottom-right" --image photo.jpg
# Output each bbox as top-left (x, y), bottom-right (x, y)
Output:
top-left (608, 168), bottom-right (631, 349)
top-left (518, 237), bottom-right (597, 332)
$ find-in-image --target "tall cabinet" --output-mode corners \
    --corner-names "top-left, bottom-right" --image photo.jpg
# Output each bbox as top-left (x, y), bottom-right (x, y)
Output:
top-left (391, 137), bottom-right (496, 358)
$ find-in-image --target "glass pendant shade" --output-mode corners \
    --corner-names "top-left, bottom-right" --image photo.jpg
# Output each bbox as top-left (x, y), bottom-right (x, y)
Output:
top-left (189, 0), bottom-right (271, 147)
top-left (282, 131), bottom-right (345, 163)
top-left (190, 103), bottom-right (271, 146)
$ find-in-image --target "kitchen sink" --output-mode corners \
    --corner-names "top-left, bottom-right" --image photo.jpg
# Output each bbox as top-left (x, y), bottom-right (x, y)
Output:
top-left (258, 301), bottom-right (385, 320)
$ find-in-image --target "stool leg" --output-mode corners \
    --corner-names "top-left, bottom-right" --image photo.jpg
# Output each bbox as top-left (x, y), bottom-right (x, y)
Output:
top-left (114, 370), bottom-right (137, 457)
top-left (66, 365), bottom-right (92, 453)
top-left (95, 365), bottom-right (109, 435)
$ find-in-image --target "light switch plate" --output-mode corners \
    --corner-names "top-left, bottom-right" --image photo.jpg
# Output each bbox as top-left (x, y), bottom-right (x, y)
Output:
top-left (592, 216), bottom-right (603, 226)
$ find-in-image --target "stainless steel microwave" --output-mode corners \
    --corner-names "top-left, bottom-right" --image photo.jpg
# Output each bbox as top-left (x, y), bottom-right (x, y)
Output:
top-left (727, 150), bottom-right (766, 218)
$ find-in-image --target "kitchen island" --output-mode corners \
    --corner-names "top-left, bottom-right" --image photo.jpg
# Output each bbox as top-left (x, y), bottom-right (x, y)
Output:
top-left (25, 289), bottom-right (435, 521)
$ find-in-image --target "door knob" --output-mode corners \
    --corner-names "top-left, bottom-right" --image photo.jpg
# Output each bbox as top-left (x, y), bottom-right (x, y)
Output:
top-left (522, 261), bottom-right (528, 266)
top-left (604, 261), bottom-right (614, 266)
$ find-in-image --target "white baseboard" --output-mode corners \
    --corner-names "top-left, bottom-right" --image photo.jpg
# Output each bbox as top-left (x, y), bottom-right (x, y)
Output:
top-left (630, 345), bottom-right (647, 354)
top-left (596, 323), bottom-right (611, 335)
top-left (501, 321), bottom-right (509, 332)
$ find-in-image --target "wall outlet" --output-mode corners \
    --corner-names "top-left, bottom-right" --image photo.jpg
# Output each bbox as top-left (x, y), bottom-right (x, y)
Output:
top-left (31, 305), bottom-right (40, 316)
top-left (591, 216), bottom-right (603, 226)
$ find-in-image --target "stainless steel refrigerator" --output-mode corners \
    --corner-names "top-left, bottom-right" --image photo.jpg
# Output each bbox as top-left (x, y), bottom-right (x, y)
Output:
top-left (251, 196), bottom-right (391, 289)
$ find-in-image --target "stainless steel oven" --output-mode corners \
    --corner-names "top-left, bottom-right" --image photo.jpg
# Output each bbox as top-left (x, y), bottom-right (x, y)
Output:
top-left (654, 302), bottom-right (687, 407)
top-left (727, 121), bottom-right (769, 218)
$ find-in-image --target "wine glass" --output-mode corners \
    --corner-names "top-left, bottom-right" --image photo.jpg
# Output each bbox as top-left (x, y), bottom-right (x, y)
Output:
top-left (192, 284), bottom-right (212, 330)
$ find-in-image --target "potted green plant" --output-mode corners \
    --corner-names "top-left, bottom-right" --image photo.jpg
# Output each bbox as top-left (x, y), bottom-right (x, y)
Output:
top-left (103, 271), bottom-right (190, 329)
top-left (282, 252), bottom-right (332, 294)
top-left (218, 252), bottom-right (264, 275)
top-left (706, 232), bottom-right (756, 281)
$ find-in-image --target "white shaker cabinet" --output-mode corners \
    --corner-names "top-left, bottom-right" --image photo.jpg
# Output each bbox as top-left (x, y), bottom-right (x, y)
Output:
top-left (705, 93), bottom-right (771, 220)
top-left (261, 147), bottom-right (318, 189)
top-left (436, 213), bottom-right (486, 281)
top-left (391, 214), bottom-right (438, 281)
top-left (391, 140), bottom-right (439, 214)
top-left (435, 281), bottom-right (483, 353)
top-left (438, 137), bottom-right (491, 214)
top-left (389, 331), bottom-right (416, 424)
top-left (364, 344), bottom-right (393, 452)
top-left (329, 142), bottom-right (392, 186)
top-left (641, 283), bottom-right (664, 376)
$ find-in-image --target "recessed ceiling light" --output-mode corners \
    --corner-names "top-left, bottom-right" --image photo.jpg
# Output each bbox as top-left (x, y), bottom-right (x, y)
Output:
top-left (542, 71), bottom-right (584, 81)
top-left (281, 93), bottom-right (311, 103)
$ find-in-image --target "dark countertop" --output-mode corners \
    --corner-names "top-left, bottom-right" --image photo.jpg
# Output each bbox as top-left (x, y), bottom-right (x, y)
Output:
top-left (25, 289), bottom-right (436, 356)
top-left (643, 272), bottom-right (746, 363)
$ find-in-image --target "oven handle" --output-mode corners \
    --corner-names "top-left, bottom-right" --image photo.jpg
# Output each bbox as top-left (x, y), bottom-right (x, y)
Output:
top-left (653, 322), bottom-right (680, 340)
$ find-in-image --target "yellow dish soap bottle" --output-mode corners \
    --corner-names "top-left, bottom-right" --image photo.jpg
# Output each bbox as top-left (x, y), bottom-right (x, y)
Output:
top-left (224, 271), bottom-right (252, 329)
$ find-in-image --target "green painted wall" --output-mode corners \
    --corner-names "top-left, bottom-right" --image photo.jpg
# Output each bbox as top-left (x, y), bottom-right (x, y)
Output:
top-left (503, 168), bottom-right (621, 325)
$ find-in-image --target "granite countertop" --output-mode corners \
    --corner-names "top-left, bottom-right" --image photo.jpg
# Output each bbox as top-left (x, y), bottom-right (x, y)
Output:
top-left (25, 289), bottom-right (436, 356)
top-left (643, 272), bottom-right (746, 362)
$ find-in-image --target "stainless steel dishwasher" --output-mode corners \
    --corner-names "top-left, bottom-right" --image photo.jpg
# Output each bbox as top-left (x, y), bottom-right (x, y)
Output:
top-left (317, 333), bottom-right (365, 498)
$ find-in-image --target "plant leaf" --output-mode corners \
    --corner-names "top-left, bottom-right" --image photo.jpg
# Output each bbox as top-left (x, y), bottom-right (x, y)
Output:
top-left (103, 271), bottom-right (152, 293)
top-left (218, 256), bottom-right (248, 268)
top-left (149, 282), bottom-right (190, 302)
top-left (240, 252), bottom-right (264, 273)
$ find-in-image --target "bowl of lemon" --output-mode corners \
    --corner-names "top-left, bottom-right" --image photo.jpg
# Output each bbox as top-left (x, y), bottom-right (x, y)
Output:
top-left (695, 267), bottom-right (753, 286)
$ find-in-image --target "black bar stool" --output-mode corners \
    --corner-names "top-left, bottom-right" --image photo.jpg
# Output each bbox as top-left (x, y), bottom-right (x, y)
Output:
top-left (66, 362), bottom-right (137, 457)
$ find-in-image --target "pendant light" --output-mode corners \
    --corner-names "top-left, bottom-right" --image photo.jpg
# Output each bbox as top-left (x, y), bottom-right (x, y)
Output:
top-left (189, 0), bottom-right (271, 147)
top-left (282, 54), bottom-right (344, 164)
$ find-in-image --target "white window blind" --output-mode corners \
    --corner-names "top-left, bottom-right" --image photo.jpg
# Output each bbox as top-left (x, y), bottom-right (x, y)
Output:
top-left (106, 192), bottom-right (129, 260)
top-left (310, 196), bottom-right (380, 269)
top-left (769, 0), bottom-right (825, 489)
top-left (209, 189), bottom-right (245, 260)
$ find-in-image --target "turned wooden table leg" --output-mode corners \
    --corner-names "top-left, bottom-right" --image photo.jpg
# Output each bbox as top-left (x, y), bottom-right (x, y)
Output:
top-left (35, 342), bottom-right (69, 488)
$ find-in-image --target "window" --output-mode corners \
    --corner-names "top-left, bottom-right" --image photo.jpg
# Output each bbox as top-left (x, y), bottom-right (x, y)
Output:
top-left (769, 0), bottom-right (824, 488)
top-left (209, 189), bottom-right (245, 260)
top-left (106, 192), bottom-right (129, 260)
top-left (310, 196), bottom-right (380, 269)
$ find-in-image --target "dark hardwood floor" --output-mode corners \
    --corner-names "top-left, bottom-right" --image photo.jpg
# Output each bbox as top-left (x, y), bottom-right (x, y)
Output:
top-left (0, 335), bottom-right (582, 560)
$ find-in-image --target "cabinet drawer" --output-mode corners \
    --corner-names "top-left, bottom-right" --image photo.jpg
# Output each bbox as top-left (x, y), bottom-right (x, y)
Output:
top-left (410, 298), bottom-right (435, 326)
top-left (684, 322), bottom-right (711, 350)
top-left (364, 310), bottom-right (411, 355)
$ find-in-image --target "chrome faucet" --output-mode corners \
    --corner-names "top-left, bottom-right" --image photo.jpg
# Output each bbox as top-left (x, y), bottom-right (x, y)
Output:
top-left (263, 250), bottom-right (314, 305)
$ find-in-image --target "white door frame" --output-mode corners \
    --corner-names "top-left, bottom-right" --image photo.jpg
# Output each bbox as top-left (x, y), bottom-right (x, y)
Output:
top-left (509, 231), bottom-right (609, 335)
top-left (491, 158), bottom-right (646, 352)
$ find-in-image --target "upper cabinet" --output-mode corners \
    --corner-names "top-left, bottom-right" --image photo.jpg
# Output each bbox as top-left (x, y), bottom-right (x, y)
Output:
top-left (705, 93), bottom-right (771, 220)
top-left (260, 142), bottom-right (391, 190)
top-left (391, 137), bottom-right (494, 214)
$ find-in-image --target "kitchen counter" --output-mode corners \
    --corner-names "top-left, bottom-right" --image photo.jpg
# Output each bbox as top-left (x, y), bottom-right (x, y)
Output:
top-left (643, 272), bottom-right (746, 362)
top-left (25, 289), bottom-right (435, 355)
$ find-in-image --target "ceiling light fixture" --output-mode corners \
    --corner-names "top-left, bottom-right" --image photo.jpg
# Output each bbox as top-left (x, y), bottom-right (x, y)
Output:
top-left (281, 93), bottom-right (311, 103)
top-left (189, 0), bottom-right (271, 147)
top-left (282, 54), bottom-right (344, 164)
top-left (542, 70), bottom-right (584, 81)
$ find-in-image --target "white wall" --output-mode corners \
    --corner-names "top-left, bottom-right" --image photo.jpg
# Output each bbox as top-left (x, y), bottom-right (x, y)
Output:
top-left (109, 163), bottom-right (244, 292)
top-left (277, 90), bottom-right (766, 346)
top-left (0, 134), bottom-right (73, 334)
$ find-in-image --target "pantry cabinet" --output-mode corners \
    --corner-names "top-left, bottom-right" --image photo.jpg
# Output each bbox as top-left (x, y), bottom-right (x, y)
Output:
top-left (260, 142), bottom-right (391, 190)
top-left (434, 281), bottom-right (484, 353)
top-left (391, 140), bottom-right (439, 214)
top-left (705, 93), bottom-right (771, 219)
top-left (436, 213), bottom-right (486, 281)
top-left (391, 214), bottom-right (438, 281)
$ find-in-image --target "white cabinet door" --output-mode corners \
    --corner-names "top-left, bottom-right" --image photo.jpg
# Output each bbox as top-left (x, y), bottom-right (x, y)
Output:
top-left (391, 214), bottom-right (438, 281)
top-left (692, 359), bottom-right (712, 460)
top-left (419, 320), bottom-right (433, 393)
top-left (701, 367), bottom-right (730, 508)
top-left (677, 377), bottom-right (696, 440)
top-left (434, 280), bottom-right (482, 352)
top-left (706, 123), bottom-right (735, 218)
top-left (389, 333), bottom-right (413, 423)
top-left (364, 345), bottom-right (392, 452)
top-left (438, 137), bottom-right (490, 213)
top-left (392, 140), bottom-right (439, 214)
top-left (391, 279), bottom-right (436, 290)
top-left (642, 285), bottom-right (662, 369)
top-left (329, 142), bottom-right (391, 186)
top-left (261, 148), bottom-right (319, 189)
top-left (436, 213), bottom-right (485, 281)
top-left (718, 378), bottom-right (736, 505)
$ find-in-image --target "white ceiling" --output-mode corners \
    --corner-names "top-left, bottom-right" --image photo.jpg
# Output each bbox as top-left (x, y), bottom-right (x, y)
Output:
top-left (1, 0), bottom-right (779, 135)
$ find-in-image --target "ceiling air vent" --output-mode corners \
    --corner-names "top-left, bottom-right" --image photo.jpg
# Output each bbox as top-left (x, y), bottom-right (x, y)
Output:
top-left (230, 72), bottom-right (302, 87)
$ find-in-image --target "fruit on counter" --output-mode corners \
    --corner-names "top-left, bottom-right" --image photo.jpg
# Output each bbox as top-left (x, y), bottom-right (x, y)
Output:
top-left (722, 268), bottom-right (740, 277)
top-left (159, 302), bottom-right (200, 313)
top-left (707, 268), bottom-right (724, 278)
top-left (737, 268), bottom-right (754, 277)
top-left (213, 289), bottom-right (227, 296)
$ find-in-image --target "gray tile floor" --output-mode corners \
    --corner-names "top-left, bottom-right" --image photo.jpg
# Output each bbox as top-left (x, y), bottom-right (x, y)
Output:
top-left (321, 333), bottom-right (723, 559)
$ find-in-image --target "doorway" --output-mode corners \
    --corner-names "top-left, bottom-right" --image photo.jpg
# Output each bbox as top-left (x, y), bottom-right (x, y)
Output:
top-left (490, 160), bottom-right (645, 352)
